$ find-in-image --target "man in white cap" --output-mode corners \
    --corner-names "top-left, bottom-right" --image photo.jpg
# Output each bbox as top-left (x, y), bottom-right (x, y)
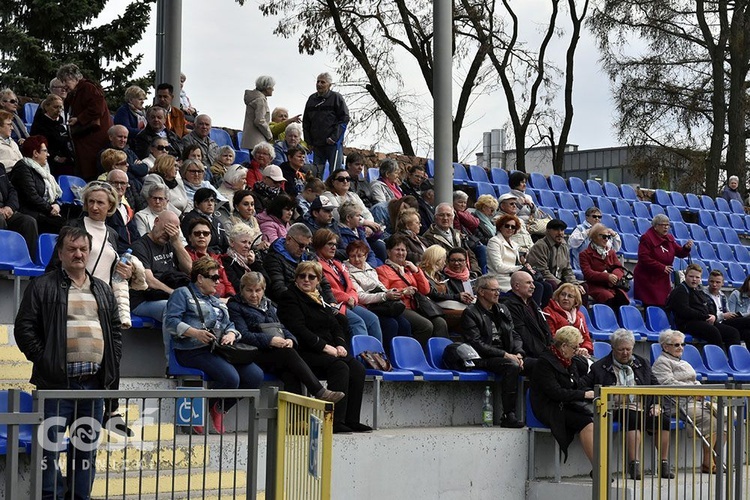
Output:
top-left (497, 192), bottom-right (534, 253)
top-left (303, 194), bottom-right (342, 236)
top-left (250, 164), bottom-right (286, 211)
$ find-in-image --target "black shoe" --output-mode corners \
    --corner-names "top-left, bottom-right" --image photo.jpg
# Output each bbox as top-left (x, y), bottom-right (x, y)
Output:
top-left (628, 460), bottom-right (642, 480)
top-left (661, 460), bottom-right (675, 479)
top-left (346, 422), bottom-right (373, 433)
top-left (333, 423), bottom-right (353, 434)
top-left (103, 413), bottom-right (134, 438)
top-left (500, 412), bottom-right (525, 429)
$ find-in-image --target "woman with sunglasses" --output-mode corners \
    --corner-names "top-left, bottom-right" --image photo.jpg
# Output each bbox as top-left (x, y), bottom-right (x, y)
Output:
top-left (185, 218), bottom-right (235, 299)
top-left (569, 207), bottom-right (622, 268)
top-left (165, 256), bottom-right (263, 434)
top-left (278, 261), bottom-right (371, 434)
top-left (140, 137), bottom-right (170, 170)
top-left (0, 88), bottom-right (28, 144)
top-left (323, 167), bottom-right (378, 229)
top-left (579, 223), bottom-right (629, 309)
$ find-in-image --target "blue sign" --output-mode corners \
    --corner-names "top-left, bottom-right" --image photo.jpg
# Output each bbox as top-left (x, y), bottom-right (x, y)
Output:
top-left (176, 389), bottom-right (205, 427)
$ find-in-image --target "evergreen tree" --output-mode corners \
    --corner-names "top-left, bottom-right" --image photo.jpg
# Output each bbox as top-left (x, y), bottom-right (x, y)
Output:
top-left (0, 0), bottom-right (153, 109)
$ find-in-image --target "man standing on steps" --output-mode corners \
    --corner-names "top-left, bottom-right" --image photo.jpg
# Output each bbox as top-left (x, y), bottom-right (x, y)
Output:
top-left (14, 225), bottom-right (122, 500)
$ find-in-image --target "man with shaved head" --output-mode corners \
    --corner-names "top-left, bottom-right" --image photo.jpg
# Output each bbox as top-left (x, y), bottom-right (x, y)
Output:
top-left (99, 124), bottom-right (147, 179)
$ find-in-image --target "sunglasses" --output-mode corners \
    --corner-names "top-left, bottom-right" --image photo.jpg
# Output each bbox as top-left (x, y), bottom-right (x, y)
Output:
top-left (666, 342), bottom-right (686, 348)
top-left (590, 215), bottom-right (603, 219)
top-left (88, 180), bottom-right (113, 190)
top-left (154, 145), bottom-right (169, 151)
top-left (3, 99), bottom-right (18, 105)
top-left (503, 224), bottom-right (517, 230)
top-left (202, 274), bottom-right (221, 282)
top-left (192, 230), bottom-right (211, 237)
top-left (297, 273), bottom-right (318, 281)
top-left (601, 234), bottom-right (612, 240)
top-left (334, 177), bottom-right (351, 182)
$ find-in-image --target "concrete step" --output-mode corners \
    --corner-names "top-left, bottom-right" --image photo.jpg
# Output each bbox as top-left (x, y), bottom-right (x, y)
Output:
top-left (0, 360), bottom-right (31, 380)
top-left (60, 443), bottom-right (208, 472)
top-left (0, 344), bottom-right (27, 362)
top-left (89, 469), bottom-right (246, 497)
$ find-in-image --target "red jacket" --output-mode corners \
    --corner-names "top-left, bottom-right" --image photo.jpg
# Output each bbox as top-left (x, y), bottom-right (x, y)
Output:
top-left (319, 258), bottom-right (358, 306)
top-left (186, 247), bottom-right (236, 298)
top-left (376, 263), bottom-right (430, 310)
top-left (579, 246), bottom-right (629, 306)
top-left (633, 227), bottom-right (691, 306)
top-left (543, 299), bottom-right (593, 354)
top-left (453, 209), bottom-right (480, 234)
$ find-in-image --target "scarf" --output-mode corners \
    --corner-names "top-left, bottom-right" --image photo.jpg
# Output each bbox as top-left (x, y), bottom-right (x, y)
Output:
top-left (21, 157), bottom-right (62, 202)
top-left (130, 106), bottom-right (146, 129)
top-left (163, 177), bottom-right (178, 189)
top-left (612, 356), bottom-right (636, 403)
top-left (381, 177), bottom-right (403, 199)
top-left (443, 260), bottom-right (470, 281)
top-left (211, 162), bottom-right (228, 180)
top-left (551, 345), bottom-right (572, 369)
top-left (564, 308), bottom-right (577, 325)
top-left (591, 242), bottom-right (609, 258)
top-left (226, 247), bottom-right (253, 273)
top-left (253, 181), bottom-right (281, 200)
top-left (297, 283), bottom-right (324, 305)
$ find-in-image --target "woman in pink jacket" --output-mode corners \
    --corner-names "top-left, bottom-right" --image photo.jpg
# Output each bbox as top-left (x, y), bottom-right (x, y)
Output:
top-left (256, 193), bottom-right (295, 244)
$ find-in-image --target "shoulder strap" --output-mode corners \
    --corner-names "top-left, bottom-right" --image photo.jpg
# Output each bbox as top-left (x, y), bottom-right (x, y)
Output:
top-left (389, 264), bottom-right (413, 287)
top-left (187, 285), bottom-right (207, 328)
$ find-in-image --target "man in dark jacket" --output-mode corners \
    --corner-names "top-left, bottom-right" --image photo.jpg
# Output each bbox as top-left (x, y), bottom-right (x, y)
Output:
top-left (133, 106), bottom-right (183, 160)
top-left (302, 195), bottom-right (342, 237)
top-left (400, 164), bottom-right (435, 232)
top-left (501, 270), bottom-right (553, 373)
top-left (14, 226), bottom-right (122, 500)
top-left (0, 164), bottom-right (37, 256)
top-left (460, 275), bottom-right (524, 428)
top-left (302, 72), bottom-right (349, 173)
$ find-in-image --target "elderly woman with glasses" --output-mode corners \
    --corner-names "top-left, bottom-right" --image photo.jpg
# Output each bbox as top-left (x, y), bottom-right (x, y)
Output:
top-left (652, 329), bottom-right (725, 474)
top-left (323, 167), bottom-right (378, 229)
top-left (278, 261), bottom-right (371, 434)
top-left (184, 218), bottom-right (235, 299)
top-left (245, 142), bottom-right (275, 187)
top-left (135, 183), bottom-right (170, 236)
top-left (543, 284), bottom-right (593, 356)
top-left (530, 326), bottom-right (595, 466)
top-left (633, 213), bottom-right (693, 307)
top-left (581, 329), bottom-right (674, 480)
top-left (579, 223), bottom-right (629, 309)
top-left (181, 158), bottom-right (226, 207)
top-left (0, 88), bottom-right (29, 144)
top-left (164, 256), bottom-right (263, 435)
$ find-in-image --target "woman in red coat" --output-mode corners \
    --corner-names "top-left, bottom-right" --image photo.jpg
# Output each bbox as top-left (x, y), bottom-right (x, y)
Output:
top-left (58, 64), bottom-right (113, 180)
top-left (633, 214), bottom-right (693, 307)
top-left (543, 284), bottom-right (593, 356)
top-left (579, 223), bottom-right (630, 309)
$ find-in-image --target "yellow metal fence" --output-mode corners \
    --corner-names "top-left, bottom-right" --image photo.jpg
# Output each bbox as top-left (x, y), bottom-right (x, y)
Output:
top-left (275, 391), bottom-right (334, 500)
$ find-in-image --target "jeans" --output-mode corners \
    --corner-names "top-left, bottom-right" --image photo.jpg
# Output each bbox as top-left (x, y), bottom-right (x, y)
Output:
top-left (378, 315), bottom-right (412, 353)
top-left (473, 243), bottom-right (488, 274)
top-left (175, 346), bottom-right (264, 411)
top-left (346, 305), bottom-right (383, 342)
top-left (42, 377), bottom-right (104, 500)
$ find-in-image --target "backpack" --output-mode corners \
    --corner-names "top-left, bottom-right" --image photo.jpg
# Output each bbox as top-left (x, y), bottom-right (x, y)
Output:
top-left (442, 342), bottom-right (481, 371)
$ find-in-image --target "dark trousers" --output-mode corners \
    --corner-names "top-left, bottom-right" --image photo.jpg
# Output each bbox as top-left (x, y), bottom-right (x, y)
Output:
top-left (474, 357), bottom-right (521, 413)
top-left (722, 315), bottom-right (750, 345)
top-left (300, 352), bottom-right (365, 425)
top-left (253, 347), bottom-right (323, 396)
top-left (681, 320), bottom-right (741, 351)
top-left (0, 211), bottom-right (38, 257)
top-left (378, 315), bottom-right (412, 354)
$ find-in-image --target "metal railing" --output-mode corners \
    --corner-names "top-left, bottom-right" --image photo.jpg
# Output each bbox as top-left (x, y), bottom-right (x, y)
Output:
top-left (593, 384), bottom-right (749, 500)
top-left (0, 387), bottom-right (280, 499)
top-left (274, 391), bottom-right (334, 500)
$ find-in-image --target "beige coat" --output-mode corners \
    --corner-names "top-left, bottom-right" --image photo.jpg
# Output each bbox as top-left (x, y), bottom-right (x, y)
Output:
top-left (241, 89), bottom-right (271, 150)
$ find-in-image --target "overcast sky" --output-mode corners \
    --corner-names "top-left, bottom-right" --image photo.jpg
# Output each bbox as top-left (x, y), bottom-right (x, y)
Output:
top-left (103, 0), bottom-right (618, 162)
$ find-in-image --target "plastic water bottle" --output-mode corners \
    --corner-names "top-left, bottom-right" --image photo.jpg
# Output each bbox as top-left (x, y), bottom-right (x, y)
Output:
top-left (482, 386), bottom-right (493, 427)
top-left (111, 249), bottom-right (132, 283)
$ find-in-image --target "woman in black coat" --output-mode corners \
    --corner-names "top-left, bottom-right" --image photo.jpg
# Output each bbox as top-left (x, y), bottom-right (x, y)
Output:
top-left (277, 261), bottom-right (370, 434)
top-left (30, 94), bottom-right (75, 176)
top-left (530, 326), bottom-right (594, 464)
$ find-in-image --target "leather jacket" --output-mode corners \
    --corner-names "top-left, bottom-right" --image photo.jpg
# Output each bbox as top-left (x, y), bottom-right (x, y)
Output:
top-left (14, 268), bottom-right (122, 390)
top-left (460, 301), bottom-right (524, 359)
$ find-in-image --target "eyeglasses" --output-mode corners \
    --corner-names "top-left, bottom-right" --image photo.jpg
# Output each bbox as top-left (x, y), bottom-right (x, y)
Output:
top-left (110, 181), bottom-right (129, 187)
top-left (334, 177), bottom-right (351, 182)
top-left (448, 258), bottom-right (466, 264)
top-left (590, 214), bottom-right (603, 219)
top-left (2, 99), bottom-right (18, 105)
top-left (559, 292), bottom-right (576, 299)
top-left (289, 235), bottom-right (309, 250)
top-left (116, 160), bottom-right (128, 166)
top-left (297, 273), bottom-right (318, 281)
top-left (150, 196), bottom-right (167, 202)
top-left (481, 287), bottom-right (501, 293)
top-left (202, 274), bottom-right (221, 282)
top-left (192, 230), bottom-right (211, 237)
top-left (39, 148), bottom-right (49, 153)
top-left (666, 342), bottom-right (686, 348)
top-left (600, 234), bottom-right (612, 240)
top-left (324, 241), bottom-right (338, 248)
top-left (186, 169), bottom-right (204, 174)
top-left (154, 145), bottom-right (169, 151)
top-left (503, 224), bottom-right (517, 230)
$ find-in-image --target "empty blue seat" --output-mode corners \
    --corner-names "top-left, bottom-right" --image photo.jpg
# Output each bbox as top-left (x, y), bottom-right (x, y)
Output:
top-left (670, 191), bottom-right (689, 209)
top-left (558, 192), bottom-right (579, 212)
top-left (453, 163), bottom-right (474, 187)
top-left (647, 306), bottom-right (672, 334)
top-left (468, 165), bottom-right (490, 184)
top-left (234, 149), bottom-right (250, 164)
top-left (549, 174), bottom-right (570, 193)
top-left (665, 206), bottom-right (684, 223)
top-left (600, 213), bottom-right (616, 230)
top-left (426, 159), bottom-right (435, 177)
top-left (591, 304), bottom-right (622, 334)
top-left (654, 189), bottom-right (673, 206)
top-left (621, 184), bottom-right (638, 202)
top-left (557, 209), bottom-right (577, 235)
top-left (620, 234), bottom-right (639, 260)
top-left (568, 176), bottom-right (587, 196)
top-left (209, 128), bottom-right (233, 148)
top-left (726, 262), bottom-right (745, 287)
top-left (0, 390), bottom-right (33, 453)
top-left (475, 182), bottom-right (497, 198)
top-left (728, 345), bottom-right (750, 373)
top-left (491, 168), bottom-right (508, 185)
top-left (707, 226), bottom-right (726, 244)
top-left (716, 243), bottom-right (736, 263)
top-left (685, 193), bottom-right (703, 211)
top-left (615, 199), bottom-right (634, 217)
top-left (633, 217), bottom-right (650, 235)
top-left (687, 223), bottom-right (708, 242)
top-left (697, 210), bottom-right (714, 228)
top-left (603, 182), bottom-right (622, 199)
top-left (730, 199), bottom-right (745, 214)
top-left (620, 305), bottom-right (657, 341)
top-left (367, 167), bottom-right (379, 182)
top-left (426, 338), bottom-right (489, 381)
top-left (650, 204), bottom-right (666, 218)
top-left (35, 233), bottom-right (57, 267)
top-left (528, 172), bottom-right (550, 190)
top-left (538, 190), bottom-right (560, 210)
top-left (350, 336), bottom-right (415, 381)
top-left (577, 194), bottom-right (594, 213)
top-left (651, 343), bottom-right (663, 364)
top-left (586, 180), bottom-right (605, 198)
top-left (616, 216), bottom-right (636, 235)
top-left (713, 212), bottom-right (731, 229)
top-left (715, 197), bottom-right (731, 213)
top-left (701, 195), bottom-right (717, 211)
top-left (597, 197), bottom-right (616, 215)
top-left (671, 221), bottom-right (690, 242)
top-left (496, 184), bottom-right (510, 196)
top-left (735, 245), bottom-right (750, 263)
top-left (703, 344), bottom-right (750, 381)
top-left (391, 336), bottom-right (454, 381)
top-left (593, 341), bottom-right (612, 359)
top-left (580, 307), bottom-right (610, 341)
top-left (723, 228), bottom-right (742, 246)
top-left (729, 214), bottom-right (748, 233)
top-left (683, 344), bottom-right (728, 382)
top-left (633, 201), bottom-right (650, 219)
top-left (235, 131), bottom-right (244, 149)
top-left (696, 242), bottom-right (718, 261)
top-left (23, 103), bottom-right (39, 128)
top-left (58, 175), bottom-right (87, 205)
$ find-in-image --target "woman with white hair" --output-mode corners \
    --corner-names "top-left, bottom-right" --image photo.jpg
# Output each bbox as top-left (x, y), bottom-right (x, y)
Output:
top-left (370, 158), bottom-right (403, 204)
top-left (244, 141), bottom-right (275, 188)
top-left (210, 145), bottom-right (235, 187)
top-left (217, 164), bottom-right (248, 211)
top-left (272, 122), bottom-right (306, 166)
top-left (652, 329), bottom-right (724, 474)
top-left (221, 222), bottom-right (262, 292)
top-left (721, 175), bottom-right (743, 205)
top-left (0, 88), bottom-right (29, 143)
top-left (113, 85), bottom-right (147, 141)
top-left (241, 75), bottom-right (275, 151)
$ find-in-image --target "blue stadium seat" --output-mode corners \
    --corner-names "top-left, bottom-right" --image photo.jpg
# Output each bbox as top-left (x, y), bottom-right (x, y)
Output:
top-left (728, 345), bottom-right (750, 374)
top-left (616, 216), bottom-right (636, 235)
top-left (391, 336), bottom-right (454, 381)
top-left (697, 210), bottom-right (714, 228)
top-left (580, 307), bottom-right (610, 341)
top-left (646, 306), bottom-right (674, 333)
top-left (603, 182), bottom-right (621, 199)
top-left (426, 338), bottom-right (489, 381)
top-left (528, 172), bottom-right (550, 190)
top-left (169, 339), bottom-right (210, 380)
top-left (620, 305), bottom-right (657, 341)
top-left (490, 168), bottom-right (508, 185)
top-left (715, 197), bottom-right (731, 213)
top-left (591, 304), bottom-right (623, 335)
top-left (577, 194), bottom-right (594, 213)
top-left (722, 228), bottom-right (742, 246)
top-left (620, 234), bottom-right (639, 260)
top-left (701, 195), bottom-right (717, 211)
top-left (426, 159), bottom-right (435, 177)
top-left (209, 128), bottom-right (233, 148)
top-left (736, 245), bottom-right (750, 263)
top-left (468, 165), bottom-right (490, 184)
top-left (0, 390), bottom-right (33, 453)
top-left (717, 243), bottom-right (736, 263)
top-left (707, 226), bottom-right (726, 244)
top-left (665, 206), bottom-right (684, 223)
top-left (615, 199), bottom-right (634, 217)
top-left (729, 214), bottom-right (748, 233)
top-left (350, 335), bottom-right (415, 381)
top-left (475, 182), bottom-right (497, 198)
top-left (549, 174), bottom-right (571, 194)
top-left (558, 193), bottom-right (579, 213)
top-left (568, 176), bottom-right (587, 196)
top-left (650, 343), bottom-right (662, 364)
top-left (496, 184), bottom-right (510, 196)
top-left (593, 341), bottom-right (612, 359)
top-left (730, 199), bottom-right (745, 215)
top-left (654, 189), bottom-right (673, 206)
top-left (683, 344), bottom-right (728, 382)
top-left (689, 224), bottom-right (709, 243)
top-left (635, 218), bottom-right (651, 235)
top-left (650, 204), bottom-right (665, 218)
top-left (598, 213), bottom-right (615, 230)
top-left (597, 197), bottom-right (616, 215)
top-left (670, 191), bottom-right (689, 210)
top-left (367, 167), bottom-right (379, 182)
top-left (586, 179), bottom-right (605, 198)
top-left (703, 344), bottom-right (750, 381)
top-left (672, 221), bottom-right (690, 242)
top-left (633, 201), bottom-right (650, 219)
top-left (234, 149), bottom-right (250, 164)
top-left (58, 175), bottom-right (87, 205)
top-left (35, 233), bottom-right (57, 267)
top-left (620, 184), bottom-right (638, 202)
top-left (557, 209), bottom-right (577, 235)
top-left (726, 262), bottom-right (745, 287)
top-left (713, 212), bottom-right (731, 229)
top-left (525, 388), bottom-right (561, 482)
top-left (685, 193), bottom-right (703, 211)
top-left (538, 190), bottom-right (560, 210)
top-left (453, 163), bottom-right (474, 187)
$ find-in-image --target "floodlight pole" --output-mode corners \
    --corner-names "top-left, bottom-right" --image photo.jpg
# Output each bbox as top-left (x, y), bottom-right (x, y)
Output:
top-left (433, 0), bottom-right (454, 206)
top-left (155, 0), bottom-right (182, 107)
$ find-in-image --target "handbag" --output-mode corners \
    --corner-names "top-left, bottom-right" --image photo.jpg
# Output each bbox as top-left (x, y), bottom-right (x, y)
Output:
top-left (358, 350), bottom-right (393, 371)
top-left (390, 265), bottom-right (444, 319)
top-left (367, 299), bottom-right (406, 318)
top-left (187, 286), bottom-right (258, 364)
top-left (527, 209), bottom-right (553, 236)
top-left (610, 265), bottom-right (633, 291)
top-left (259, 322), bottom-right (286, 338)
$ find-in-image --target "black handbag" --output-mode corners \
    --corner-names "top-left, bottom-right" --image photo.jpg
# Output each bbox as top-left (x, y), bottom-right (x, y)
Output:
top-left (390, 265), bottom-right (444, 318)
top-left (259, 322), bottom-right (286, 338)
top-left (367, 300), bottom-right (406, 318)
top-left (610, 265), bottom-right (633, 292)
top-left (187, 286), bottom-right (258, 364)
